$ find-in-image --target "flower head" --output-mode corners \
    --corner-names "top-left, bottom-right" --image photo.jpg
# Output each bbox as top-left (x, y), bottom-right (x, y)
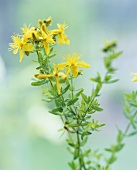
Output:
top-left (22, 26), bottom-right (40, 42)
top-left (58, 53), bottom-right (90, 77)
top-left (52, 23), bottom-right (70, 44)
top-left (35, 64), bottom-right (67, 94)
top-left (40, 30), bottom-right (55, 55)
top-left (9, 34), bottom-right (34, 62)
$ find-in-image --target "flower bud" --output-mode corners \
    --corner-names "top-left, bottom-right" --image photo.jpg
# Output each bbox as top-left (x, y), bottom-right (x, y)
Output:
top-left (102, 40), bottom-right (117, 52)
top-left (24, 51), bottom-right (30, 56)
top-left (32, 32), bottom-right (37, 40)
top-left (43, 17), bottom-right (52, 27)
top-left (38, 20), bottom-right (43, 26)
top-left (42, 24), bottom-right (47, 32)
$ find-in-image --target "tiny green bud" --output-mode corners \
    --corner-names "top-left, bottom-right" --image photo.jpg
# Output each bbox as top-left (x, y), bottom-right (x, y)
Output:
top-left (102, 40), bottom-right (117, 52)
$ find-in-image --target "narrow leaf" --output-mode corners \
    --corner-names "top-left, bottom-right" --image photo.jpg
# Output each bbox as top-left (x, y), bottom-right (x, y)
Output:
top-left (81, 93), bottom-right (89, 104)
top-left (67, 98), bottom-right (79, 106)
top-left (49, 107), bottom-right (63, 115)
top-left (31, 80), bottom-right (48, 86)
top-left (91, 105), bottom-right (103, 111)
top-left (127, 131), bottom-right (137, 136)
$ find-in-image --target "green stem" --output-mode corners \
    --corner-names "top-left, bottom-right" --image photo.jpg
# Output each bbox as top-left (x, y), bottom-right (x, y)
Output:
top-left (106, 110), bottom-right (137, 168)
top-left (122, 110), bottom-right (137, 140)
top-left (76, 129), bottom-right (82, 170)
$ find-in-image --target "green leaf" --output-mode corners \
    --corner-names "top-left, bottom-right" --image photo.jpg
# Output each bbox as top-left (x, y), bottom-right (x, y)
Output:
top-left (90, 72), bottom-right (102, 83)
top-left (106, 155), bottom-right (117, 164)
top-left (115, 143), bottom-right (125, 152)
top-left (68, 161), bottom-right (78, 170)
top-left (55, 98), bottom-right (61, 107)
top-left (104, 57), bottom-right (111, 69)
top-left (109, 51), bottom-right (123, 60)
top-left (80, 137), bottom-right (88, 146)
top-left (67, 98), bottom-right (79, 106)
top-left (130, 116), bottom-right (136, 129)
top-left (38, 52), bottom-right (43, 64)
top-left (104, 75), bottom-right (112, 82)
top-left (83, 149), bottom-right (91, 157)
top-left (81, 93), bottom-right (89, 104)
top-left (81, 131), bottom-right (92, 139)
top-left (117, 129), bottom-right (123, 143)
top-left (68, 124), bottom-right (79, 127)
top-left (49, 107), bottom-right (63, 115)
top-left (105, 79), bottom-right (119, 84)
top-left (48, 54), bottom-right (56, 59)
top-left (61, 84), bottom-right (70, 95)
top-left (108, 67), bottom-right (117, 73)
top-left (69, 106), bottom-right (76, 115)
top-left (31, 80), bottom-right (48, 86)
top-left (98, 123), bottom-right (105, 128)
top-left (69, 86), bottom-right (75, 91)
top-left (91, 105), bottom-right (103, 111)
top-left (75, 89), bottom-right (84, 98)
top-left (129, 102), bottom-right (137, 107)
top-left (36, 66), bottom-right (42, 70)
top-left (127, 131), bottom-right (137, 136)
top-left (74, 148), bottom-right (79, 160)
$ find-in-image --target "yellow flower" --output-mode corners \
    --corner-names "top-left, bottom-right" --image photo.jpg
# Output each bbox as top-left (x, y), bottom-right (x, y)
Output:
top-left (52, 23), bottom-right (70, 44)
top-left (9, 35), bottom-right (34, 62)
top-left (40, 30), bottom-right (55, 55)
top-left (22, 26), bottom-right (40, 42)
top-left (21, 23), bottom-right (31, 34)
top-left (35, 65), bottom-right (67, 94)
top-left (58, 53), bottom-right (90, 77)
top-left (131, 73), bottom-right (137, 82)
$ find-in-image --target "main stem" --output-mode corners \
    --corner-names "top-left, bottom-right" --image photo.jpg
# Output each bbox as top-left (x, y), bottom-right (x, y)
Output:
top-left (76, 129), bottom-right (82, 170)
top-left (71, 77), bottom-right (81, 169)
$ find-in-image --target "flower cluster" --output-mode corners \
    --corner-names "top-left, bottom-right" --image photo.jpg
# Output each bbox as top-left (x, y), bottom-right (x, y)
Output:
top-left (9, 17), bottom-right (90, 95)
top-left (9, 17), bottom-right (70, 62)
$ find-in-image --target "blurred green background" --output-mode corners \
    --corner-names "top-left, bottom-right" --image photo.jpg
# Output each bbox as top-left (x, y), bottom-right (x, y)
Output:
top-left (0, 0), bottom-right (137, 169)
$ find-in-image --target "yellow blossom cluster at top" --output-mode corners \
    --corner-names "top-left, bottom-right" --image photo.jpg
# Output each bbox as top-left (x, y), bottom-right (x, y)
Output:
top-left (9, 17), bottom-right (70, 62)
top-left (9, 17), bottom-right (90, 94)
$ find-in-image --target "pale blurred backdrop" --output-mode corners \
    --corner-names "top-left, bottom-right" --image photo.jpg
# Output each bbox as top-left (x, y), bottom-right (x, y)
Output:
top-left (0, 0), bottom-right (137, 170)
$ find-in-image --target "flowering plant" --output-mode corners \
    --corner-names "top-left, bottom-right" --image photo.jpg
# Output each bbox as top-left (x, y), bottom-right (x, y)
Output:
top-left (9, 17), bottom-right (137, 170)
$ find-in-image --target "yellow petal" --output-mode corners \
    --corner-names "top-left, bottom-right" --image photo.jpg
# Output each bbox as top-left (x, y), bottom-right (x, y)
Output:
top-left (66, 66), bottom-right (71, 75)
top-left (58, 62), bottom-right (68, 70)
top-left (12, 35), bottom-right (22, 45)
top-left (23, 43), bottom-right (34, 51)
top-left (43, 42), bottom-right (50, 55)
top-left (71, 66), bottom-right (78, 77)
top-left (58, 72), bottom-right (67, 80)
top-left (76, 61), bottom-right (90, 68)
top-left (13, 48), bottom-right (19, 54)
top-left (58, 33), bottom-right (70, 44)
top-left (47, 36), bottom-right (55, 44)
top-left (62, 34), bottom-right (70, 44)
top-left (35, 74), bottom-right (53, 79)
top-left (50, 29), bottom-right (59, 35)
top-left (58, 34), bottom-right (65, 44)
